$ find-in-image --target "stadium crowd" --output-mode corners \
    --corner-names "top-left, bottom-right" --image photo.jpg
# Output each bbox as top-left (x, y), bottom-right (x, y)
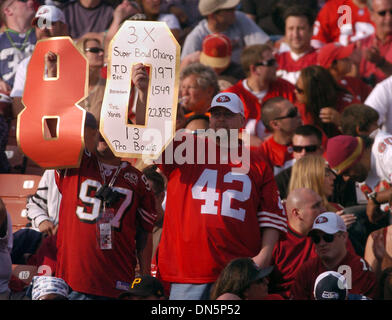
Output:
top-left (0, 0), bottom-right (392, 301)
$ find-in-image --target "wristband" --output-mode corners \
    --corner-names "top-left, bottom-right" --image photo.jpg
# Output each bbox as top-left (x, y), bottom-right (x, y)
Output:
top-left (368, 191), bottom-right (380, 205)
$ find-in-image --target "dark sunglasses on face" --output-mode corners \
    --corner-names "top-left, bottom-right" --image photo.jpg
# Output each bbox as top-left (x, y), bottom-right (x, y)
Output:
top-left (310, 233), bottom-right (335, 244)
top-left (377, 9), bottom-right (392, 16)
top-left (274, 108), bottom-right (298, 120)
top-left (85, 47), bottom-right (104, 53)
top-left (292, 144), bottom-right (318, 153)
top-left (294, 85), bottom-right (305, 94)
top-left (254, 58), bottom-right (276, 67)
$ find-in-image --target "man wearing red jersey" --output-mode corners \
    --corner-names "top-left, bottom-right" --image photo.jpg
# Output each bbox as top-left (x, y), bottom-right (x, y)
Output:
top-left (312, 0), bottom-right (375, 48)
top-left (257, 97), bottom-right (302, 175)
top-left (290, 211), bottom-right (377, 299)
top-left (276, 5), bottom-right (318, 85)
top-left (269, 188), bottom-right (326, 299)
top-left (155, 92), bottom-right (287, 300)
top-left (224, 44), bottom-right (296, 140)
top-left (55, 130), bottom-right (157, 299)
top-left (357, 0), bottom-right (392, 85)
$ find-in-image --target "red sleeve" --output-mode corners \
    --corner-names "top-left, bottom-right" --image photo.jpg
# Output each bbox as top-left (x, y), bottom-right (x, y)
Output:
top-left (136, 173), bottom-right (158, 232)
top-left (255, 157), bottom-right (287, 234)
top-left (312, 4), bottom-right (333, 44)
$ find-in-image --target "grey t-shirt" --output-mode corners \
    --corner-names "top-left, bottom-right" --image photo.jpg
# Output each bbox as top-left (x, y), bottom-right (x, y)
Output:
top-left (181, 11), bottom-right (270, 64)
top-left (0, 212), bottom-right (12, 294)
top-left (62, 1), bottom-right (114, 39)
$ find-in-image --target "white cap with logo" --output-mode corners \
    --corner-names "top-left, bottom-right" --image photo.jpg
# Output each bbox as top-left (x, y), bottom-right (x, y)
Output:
top-left (310, 212), bottom-right (347, 235)
top-left (209, 92), bottom-right (244, 117)
top-left (32, 5), bottom-right (66, 26)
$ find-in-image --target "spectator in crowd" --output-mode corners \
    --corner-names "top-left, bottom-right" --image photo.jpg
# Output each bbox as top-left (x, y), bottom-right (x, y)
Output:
top-left (152, 91), bottom-right (287, 300)
top-left (61, 0), bottom-right (114, 39)
top-left (313, 270), bottom-right (371, 300)
top-left (11, 5), bottom-right (69, 117)
top-left (160, 0), bottom-right (202, 30)
top-left (311, 0), bottom-right (374, 48)
top-left (340, 103), bottom-right (380, 137)
top-left (358, 0), bottom-right (392, 85)
top-left (275, 124), bottom-right (324, 199)
top-left (179, 62), bottom-right (219, 118)
top-left (180, 33), bottom-right (246, 90)
top-left (225, 44), bottom-right (296, 140)
top-left (0, 197), bottom-right (12, 300)
top-left (74, 36), bottom-right (105, 123)
top-left (365, 74), bottom-right (392, 134)
top-left (257, 97), bottom-right (302, 175)
top-left (269, 188), bottom-right (326, 298)
top-left (118, 275), bottom-right (166, 300)
top-left (0, 0), bottom-right (36, 92)
top-left (181, 0), bottom-right (270, 65)
top-left (241, 0), bottom-right (318, 37)
top-left (210, 257), bottom-right (272, 300)
top-left (184, 113), bottom-right (209, 132)
top-left (275, 5), bottom-right (318, 85)
top-left (290, 212), bottom-right (378, 299)
top-left (31, 276), bottom-right (69, 300)
top-left (295, 65), bottom-right (359, 138)
top-left (317, 42), bottom-right (373, 103)
top-left (135, 0), bottom-right (181, 42)
top-left (325, 134), bottom-right (392, 225)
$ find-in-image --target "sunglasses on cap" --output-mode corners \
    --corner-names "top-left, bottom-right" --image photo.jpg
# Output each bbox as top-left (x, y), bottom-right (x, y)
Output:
top-left (85, 47), bottom-right (104, 53)
top-left (292, 144), bottom-right (319, 153)
top-left (294, 85), bottom-right (305, 94)
top-left (254, 58), bottom-right (276, 67)
top-left (273, 107), bottom-right (298, 120)
top-left (376, 9), bottom-right (392, 16)
top-left (310, 233), bottom-right (335, 244)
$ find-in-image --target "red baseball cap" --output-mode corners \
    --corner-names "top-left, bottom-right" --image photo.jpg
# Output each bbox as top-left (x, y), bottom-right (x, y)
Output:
top-left (200, 33), bottom-right (232, 70)
top-left (317, 42), bottom-right (355, 69)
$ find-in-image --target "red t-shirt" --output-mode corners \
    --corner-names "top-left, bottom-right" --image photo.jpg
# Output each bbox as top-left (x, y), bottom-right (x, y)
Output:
top-left (290, 251), bottom-right (378, 300)
top-left (257, 136), bottom-right (294, 176)
top-left (312, 0), bottom-right (375, 46)
top-left (55, 151), bottom-right (157, 298)
top-left (359, 34), bottom-right (392, 84)
top-left (276, 49), bottom-right (318, 84)
top-left (157, 134), bottom-right (287, 283)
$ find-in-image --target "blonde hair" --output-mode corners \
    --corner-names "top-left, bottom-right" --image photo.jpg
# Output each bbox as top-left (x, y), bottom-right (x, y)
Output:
top-left (289, 155), bottom-right (329, 207)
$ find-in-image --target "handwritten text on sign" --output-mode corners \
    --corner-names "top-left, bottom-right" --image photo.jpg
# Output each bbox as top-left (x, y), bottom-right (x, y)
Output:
top-left (100, 21), bottom-right (180, 160)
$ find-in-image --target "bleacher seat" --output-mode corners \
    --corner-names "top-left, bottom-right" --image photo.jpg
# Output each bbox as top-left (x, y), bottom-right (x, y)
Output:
top-left (0, 174), bottom-right (41, 198)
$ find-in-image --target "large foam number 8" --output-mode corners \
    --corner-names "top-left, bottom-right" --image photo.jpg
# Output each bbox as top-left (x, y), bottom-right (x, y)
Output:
top-left (17, 37), bottom-right (88, 168)
top-left (100, 20), bottom-right (180, 160)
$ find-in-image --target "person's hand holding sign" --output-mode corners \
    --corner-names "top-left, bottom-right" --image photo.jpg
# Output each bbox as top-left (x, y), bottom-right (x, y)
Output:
top-left (45, 51), bottom-right (58, 78)
top-left (132, 63), bottom-right (149, 104)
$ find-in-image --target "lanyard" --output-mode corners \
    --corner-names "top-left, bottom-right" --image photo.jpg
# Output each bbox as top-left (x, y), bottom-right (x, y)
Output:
top-left (5, 28), bottom-right (32, 52)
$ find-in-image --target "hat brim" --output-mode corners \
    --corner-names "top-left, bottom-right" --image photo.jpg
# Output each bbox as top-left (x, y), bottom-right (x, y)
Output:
top-left (200, 52), bottom-right (231, 69)
top-left (335, 43), bottom-right (355, 61)
top-left (200, 0), bottom-right (240, 16)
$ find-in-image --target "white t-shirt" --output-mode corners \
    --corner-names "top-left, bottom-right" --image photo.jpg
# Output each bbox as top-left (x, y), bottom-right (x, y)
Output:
top-left (364, 75), bottom-right (392, 134)
top-left (181, 11), bottom-right (270, 64)
top-left (10, 55), bottom-right (30, 98)
top-left (371, 130), bottom-right (392, 184)
top-left (158, 13), bottom-right (181, 30)
top-left (0, 212), bottom-right (13, 294)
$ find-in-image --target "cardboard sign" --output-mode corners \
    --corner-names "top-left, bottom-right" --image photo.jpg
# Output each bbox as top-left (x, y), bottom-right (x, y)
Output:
top-left (101, 20), bottom-right (180, 160)
top-left (17, 37), bottom-right (88, 168)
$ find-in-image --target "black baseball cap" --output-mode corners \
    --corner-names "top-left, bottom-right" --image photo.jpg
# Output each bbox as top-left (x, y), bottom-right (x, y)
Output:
top-left (118, 276), bottom-right (165, 299)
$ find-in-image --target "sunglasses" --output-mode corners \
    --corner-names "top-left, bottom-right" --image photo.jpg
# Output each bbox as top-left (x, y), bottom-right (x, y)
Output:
top-left (376, 9), bottom-right (392, 16)
top-left (254, 58), bottom-right (276, 67)
top-left (292, 144), bottom-right (318, 153)
top-left (274, 108), bottom-right (298, 120)
top-left (294, 85), bottom-right (305, 94)
top-left (310, 233), bottom-right (335, 244)
top-left (85, 47), bottom-right (104, 53)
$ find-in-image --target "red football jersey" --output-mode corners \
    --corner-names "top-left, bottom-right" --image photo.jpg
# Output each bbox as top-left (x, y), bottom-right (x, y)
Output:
top-left (156, 134), bottom-right (287, 283)
top-left (312, 0), bottom-right (375, 47)
top-left (269, 224), bottom-right (317, 299)
top-left (257, 136), bottom-right (294, 176)
top-left (339, 76), bottom-right (372, 103)
top-left (359, 34), bottom-right (392, 84)
top-left (55, 151), bottom-right (157, 298)
top-left (290, 251), bottom-right (378, 299)
top-left (276, 49), bottom-right (318, 85)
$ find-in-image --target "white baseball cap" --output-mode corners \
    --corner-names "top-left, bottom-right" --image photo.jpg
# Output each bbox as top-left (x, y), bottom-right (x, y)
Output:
top-left (310, 212), bottom-right (347, 235)
top-left (209, 92), bottom-right (244, 117)
top-left (32, 5), bottom-right (66, 27)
